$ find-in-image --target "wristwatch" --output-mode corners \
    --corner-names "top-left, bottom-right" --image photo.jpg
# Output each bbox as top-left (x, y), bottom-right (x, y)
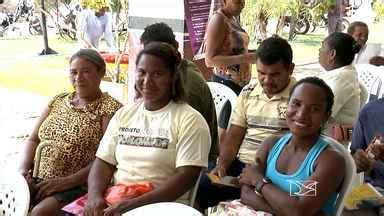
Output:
top-left (255, 177), bottom-right (271, 195)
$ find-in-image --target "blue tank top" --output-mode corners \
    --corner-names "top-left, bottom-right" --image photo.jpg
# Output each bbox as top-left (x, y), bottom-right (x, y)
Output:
top-left (265, 133), bottom-right (338, 215)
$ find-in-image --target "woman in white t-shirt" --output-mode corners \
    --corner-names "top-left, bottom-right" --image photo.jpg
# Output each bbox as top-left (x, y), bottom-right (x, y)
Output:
top-left (84, 42), bottom-right (211, 215)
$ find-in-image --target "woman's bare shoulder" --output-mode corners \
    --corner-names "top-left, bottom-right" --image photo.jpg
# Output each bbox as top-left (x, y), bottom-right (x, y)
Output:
top-left (208, 12), bottom-right (226, 28)
top-left (262, 134), bottom-right (285, 151)
top-left (316, 143), bottom-right (346, 171)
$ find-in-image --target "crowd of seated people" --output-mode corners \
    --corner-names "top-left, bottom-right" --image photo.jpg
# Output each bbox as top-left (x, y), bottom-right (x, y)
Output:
top-left (14, 18), bottom-right (384, 216)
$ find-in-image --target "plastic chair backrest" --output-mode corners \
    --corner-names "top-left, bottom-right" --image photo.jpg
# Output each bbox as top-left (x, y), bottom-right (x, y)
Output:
top-left (124, 202), bottom-right (202, 216)
top-left (355, 64), bottom-right (384, 102)
top-left (206, 82), bottom-right (237, 121)
top-left (356, 65), bottom-right (377, 91)
top-left (0, 170), bottom-right (30, 216)
top-left (367, 76), bottom-right (383, 102)
top-left (321, 135), bottom-right (356, 216)
top-left (188, 168), bottom-right (204, 207)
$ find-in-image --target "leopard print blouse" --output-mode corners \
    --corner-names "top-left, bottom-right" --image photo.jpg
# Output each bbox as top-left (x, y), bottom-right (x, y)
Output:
top-left (36, 92), bottom-right (122, 180)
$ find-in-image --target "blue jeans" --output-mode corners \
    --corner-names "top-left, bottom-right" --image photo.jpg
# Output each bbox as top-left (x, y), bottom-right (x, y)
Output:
top-left (196, 158), bottom-right (245, 209)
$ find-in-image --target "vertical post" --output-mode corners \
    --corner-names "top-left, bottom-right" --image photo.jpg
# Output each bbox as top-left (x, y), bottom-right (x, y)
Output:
top-left (39, 0), bottom-right (57, 55)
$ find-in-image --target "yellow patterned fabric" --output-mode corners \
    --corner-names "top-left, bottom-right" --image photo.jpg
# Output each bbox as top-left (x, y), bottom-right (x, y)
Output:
top-left (37, 92), bottom-right (122, 180)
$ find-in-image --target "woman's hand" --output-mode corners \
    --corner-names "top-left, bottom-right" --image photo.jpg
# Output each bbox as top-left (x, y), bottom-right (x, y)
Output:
top-left (103, 200), bottom-right (131, 216)
top-left (84, 196), bottom-right (107, 216)
top-left (369, 56), bottom-right (384, 66)
top-left (240, 184), bottom-right (276, 214)
top-left (18, 168), bottom-right (32, 182)
top-left (246, 52), bottom-right (257, 64)
top-left (368, 136), bottom-right (384, 161)
top-left (210, 157), bottom-right (230, 178)
top-left (240, 184), bottom-right (256, 206)
top-left (239, 164), bottom-right (263, 186)
top-left (34, 177), bottom-right (74, 200)
top-left (371, 144), bottom-right (384, 161)
top-left (210, 164), bottom-right (227, 178)
top-left (353, 149), bottom-right (374, 173)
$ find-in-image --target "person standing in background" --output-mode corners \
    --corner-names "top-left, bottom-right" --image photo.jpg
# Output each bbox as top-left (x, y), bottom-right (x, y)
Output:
top-left (76, 3), bottom-right (117, 52)
top-left (204, 0), bottom-right (256, 140)
top-left (348, 21), bottom-right (384, 66)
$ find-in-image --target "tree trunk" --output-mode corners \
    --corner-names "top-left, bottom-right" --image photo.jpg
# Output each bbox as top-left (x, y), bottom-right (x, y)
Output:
top-left (257, 11), bottom-right (268, 40)
top-left (288, 15), bottom-right (296, 41)
top-left (39, 0), bottom-right (57, 55)
top-left (275, 15), bottom-right (286, 35)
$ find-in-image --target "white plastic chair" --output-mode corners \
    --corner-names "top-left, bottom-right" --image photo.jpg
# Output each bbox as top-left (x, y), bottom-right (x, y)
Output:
top-left (367, 76), bottom-right (383, 101)
top-left (355, 64), bottom-right (384, 102)
top-left (124, 202), bottom-right (202, 216)
top-left (356, 65), bottom-right (377, 92)
top-left (32, 142), bottom-right (52, 178)
top-left (206, 82), bottom-right (237, 122)
top-left (321, 135), bottom-right (356, 216)
top-left (0, 170), bottom-right (30, 216)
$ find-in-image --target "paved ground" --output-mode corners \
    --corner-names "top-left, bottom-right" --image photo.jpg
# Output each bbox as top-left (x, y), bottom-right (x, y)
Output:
top-left (0, 87), bottom-right (49, 171)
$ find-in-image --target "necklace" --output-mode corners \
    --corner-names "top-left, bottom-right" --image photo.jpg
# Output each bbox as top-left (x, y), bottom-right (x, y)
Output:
top-left (70, 91), bottom-right (102, 108)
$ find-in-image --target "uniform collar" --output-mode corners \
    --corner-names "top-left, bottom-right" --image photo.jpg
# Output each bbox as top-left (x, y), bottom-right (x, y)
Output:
top-left (252, 77), bottom-right (296, 100)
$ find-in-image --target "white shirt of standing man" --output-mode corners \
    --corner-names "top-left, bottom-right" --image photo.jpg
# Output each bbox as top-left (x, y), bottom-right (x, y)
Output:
top-left (76, 7), bottom-right (117, 53)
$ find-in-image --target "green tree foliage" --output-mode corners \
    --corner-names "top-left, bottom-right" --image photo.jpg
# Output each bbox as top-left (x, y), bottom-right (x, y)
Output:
top-left (241, 0), bottom-right (296, 41)
top-left (241, 0), bottom-right (329, 43)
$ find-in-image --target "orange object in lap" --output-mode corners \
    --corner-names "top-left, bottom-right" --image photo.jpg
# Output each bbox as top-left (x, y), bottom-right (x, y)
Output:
top-left (62, 182), bottom-right (154, 215)
top-left (105, 182), bottom-right (154, 205)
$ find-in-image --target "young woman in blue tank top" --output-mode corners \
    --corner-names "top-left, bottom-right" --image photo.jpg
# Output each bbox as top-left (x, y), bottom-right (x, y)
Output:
top-left (238, 77), bottom-right (346, 216)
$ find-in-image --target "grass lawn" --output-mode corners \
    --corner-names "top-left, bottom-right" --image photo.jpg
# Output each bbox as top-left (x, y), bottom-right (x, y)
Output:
top-left (0, 36), bottom-right (77, 96)
top-left (0, 55), bottom-right (70, 96)
top-left (0, 36), bottom-right (123, 96)
top-left (0, 20), bottom-right (383, 96)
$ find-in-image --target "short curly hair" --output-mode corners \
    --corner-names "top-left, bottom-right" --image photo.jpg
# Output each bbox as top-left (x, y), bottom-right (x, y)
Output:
top-left (140, 23), bottom-right (179, 49)
top-left (256, 35), bottom-right (293, 68)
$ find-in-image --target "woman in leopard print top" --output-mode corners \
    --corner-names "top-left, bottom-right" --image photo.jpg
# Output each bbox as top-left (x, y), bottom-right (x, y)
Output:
top-left (18, 49), bottom-right (122, 215)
